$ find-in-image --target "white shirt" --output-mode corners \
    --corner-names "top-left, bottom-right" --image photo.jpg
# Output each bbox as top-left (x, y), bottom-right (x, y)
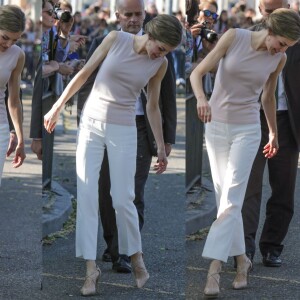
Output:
top-left (277, 72), bottom-right (288, 111)
top-left (131, 29), bottom-right (145, 116)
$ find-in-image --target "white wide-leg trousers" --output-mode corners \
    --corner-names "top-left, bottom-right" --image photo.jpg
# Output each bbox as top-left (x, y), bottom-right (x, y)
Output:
top-left (0, 123), bottom-right (9, 186)
top-left (202, 121), bottom-right (261, 262)
top-left (76, 115), bottom-right (141, 260)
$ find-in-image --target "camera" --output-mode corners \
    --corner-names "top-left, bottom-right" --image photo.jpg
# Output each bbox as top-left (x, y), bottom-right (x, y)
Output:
top-left (68, 59), bottom-right (81, 68)
top-left (200, 21), bottom-right (218, 43)
top-left (54, 7), bottom-right (72, 23)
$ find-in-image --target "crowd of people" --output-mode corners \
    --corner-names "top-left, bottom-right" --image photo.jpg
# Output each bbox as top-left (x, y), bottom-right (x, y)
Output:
top-left (0, 0), bottom-right (300, 298)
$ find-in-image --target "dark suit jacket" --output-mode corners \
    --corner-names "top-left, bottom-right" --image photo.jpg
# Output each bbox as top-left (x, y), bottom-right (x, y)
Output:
top-left (5, 88), bottom-right (23, 132)
top-left (30, 55), bottom-right (43, 139)
top-left (77, 33), bottom-right (177, 156)
top-left (282, 42), bottom-right (300, 151)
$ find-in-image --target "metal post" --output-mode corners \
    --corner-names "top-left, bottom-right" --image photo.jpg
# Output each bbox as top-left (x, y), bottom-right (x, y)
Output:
top-left (42, 73), bottom-right (56, 190)
top-left (185, 85), bottom-right (204, 191)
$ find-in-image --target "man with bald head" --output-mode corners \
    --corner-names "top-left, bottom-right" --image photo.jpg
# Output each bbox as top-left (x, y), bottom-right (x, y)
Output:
top-left (241, 0), bottom-right (300, 267)
top-left (259, 0), bottom-right (289, 15)
top-left (77, 0), bottom-right (176, 273)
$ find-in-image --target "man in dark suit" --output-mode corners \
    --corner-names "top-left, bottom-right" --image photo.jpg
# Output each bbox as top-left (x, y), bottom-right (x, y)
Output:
top-left (242, 0), bottom-right (300, 267)
top-left (30, 56), bottom-right (43, 160)
top-left (77, 0), bottom-right (177, 273)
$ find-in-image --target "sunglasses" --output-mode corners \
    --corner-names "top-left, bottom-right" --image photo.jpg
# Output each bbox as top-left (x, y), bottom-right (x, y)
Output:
top-left (202, 10), bottom-right (219, 20)
top-left (43, 9), bottom-right (54, 16)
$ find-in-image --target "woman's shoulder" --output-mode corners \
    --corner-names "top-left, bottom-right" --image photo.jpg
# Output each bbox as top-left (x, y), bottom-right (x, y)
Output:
top-left (0, 45), bottom-right (25, 71)
top-left (224, 27), bottom-right (249, 36)
top-left (230, 27), bottom-right (250, 37)
top-left (110, 30), bottom-right (132, 38)
top-left (15, 45), bottom-right (25, 59)
top-left (105, 30), bottom-right (119, 40)
top-left (105, 30), bottom-right (133, 45)
top-left (224, 27), bottom-right (250, 45)
top-left (5, 45), bottom-right (24, 59)
top-left (116, 30), bottom-right (134, 41)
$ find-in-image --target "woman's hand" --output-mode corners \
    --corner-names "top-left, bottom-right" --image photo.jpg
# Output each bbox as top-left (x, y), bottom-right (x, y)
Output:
top-left (153, 149), bottom-right (168, 174)
top-left (12, 144), bottom-right (26, 168)
top-left (44, 106), bottom-right (61, 133)
top-left (263, 134), bottom-right (279, 159)
top-left (197, 98), bottom-right (212, 123)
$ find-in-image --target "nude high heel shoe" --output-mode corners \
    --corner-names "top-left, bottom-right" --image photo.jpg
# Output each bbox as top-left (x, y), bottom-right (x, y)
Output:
top-left (80, 265), bottom-right (101, 296)
top-left (131, 252), bottom-right (150, 288)
top-left (232, 258), bottom-right (252, 290)
top-left (204, 260), bottom-right (222, 299)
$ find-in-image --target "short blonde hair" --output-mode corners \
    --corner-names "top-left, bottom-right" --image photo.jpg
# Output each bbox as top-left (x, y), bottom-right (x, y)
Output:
top-left (265, 8), bottom-right (300, 41)
top-left (0, 5), bottom-right (25, 33)
top-left (145, 14), bottom-right (182, 47)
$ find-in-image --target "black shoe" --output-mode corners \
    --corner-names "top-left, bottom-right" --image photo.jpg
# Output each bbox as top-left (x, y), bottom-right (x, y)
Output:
top-left (262, 253), bottom-right (282, 267)
top-left (102, 248), bottom-right (112, 262)
top-left (233, 252), bottom-right (254, 269)
top-left (112, 255), bottom-right (132, 273)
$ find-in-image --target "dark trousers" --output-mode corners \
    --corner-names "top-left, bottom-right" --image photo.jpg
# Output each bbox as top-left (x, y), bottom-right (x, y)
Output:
top-left (242, 110), bottom-right (299, 257)
top-left (98, 116), bottom-right (152, 261)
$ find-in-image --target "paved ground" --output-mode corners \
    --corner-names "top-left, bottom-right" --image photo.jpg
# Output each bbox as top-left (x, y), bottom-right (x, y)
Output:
top-left (186, 154), bottom-right (300, 299)
top-left (42, 97), bottom-right (185, 299)
top-left (0, 91), bottom-right (42, 299)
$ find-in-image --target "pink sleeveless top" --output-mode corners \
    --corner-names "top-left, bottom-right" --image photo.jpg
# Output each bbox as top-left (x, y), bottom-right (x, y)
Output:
top-left (210, 28), bottom-right (283, 124)
top-left (0, 45), bottom-right (22, 125)
top-left (83, 31), bottom-right (164, 126)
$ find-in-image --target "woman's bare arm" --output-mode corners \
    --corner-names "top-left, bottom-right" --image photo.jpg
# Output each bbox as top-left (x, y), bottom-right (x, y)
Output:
top-left (190, 28), bottom-right (235, 122)
top-left (147, 58), bottom-right (168, 174)
top-left (7, 50), bottom-right (26, 167)
top-left (261, 54), bottom-right (287, 158)
top-left (44, 31), bottom-right (118, 133)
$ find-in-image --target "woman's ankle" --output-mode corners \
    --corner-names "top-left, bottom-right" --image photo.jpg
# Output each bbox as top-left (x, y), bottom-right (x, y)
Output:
top-left (208, 259), bottom-right (222, 274)
top-left (86, 260), bottom-right (97, 274)
top-left (131, 251), bottom-right (142, 261)
top-left (235, 254), bottom-right (249, 267)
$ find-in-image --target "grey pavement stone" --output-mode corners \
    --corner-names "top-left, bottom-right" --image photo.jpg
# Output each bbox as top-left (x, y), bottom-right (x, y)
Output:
top-left (0, 96), bottom-right (42, 298)
top-left (186, 177), bottom-right (216, 235)
top-left (42, 181), bottom-right (74, 238)
top-left (186, 139), bottom-right (217, 236)
top-left (42, 106), bottom-right (75, 238)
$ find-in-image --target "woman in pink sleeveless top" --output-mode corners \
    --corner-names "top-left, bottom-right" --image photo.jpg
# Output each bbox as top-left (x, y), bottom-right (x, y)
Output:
top-left (0, 5), bottom-right (26, 186)
top-left (44, 15), bottom-right (182, 296)
top-left (191, 8), bottom-right (300, 298)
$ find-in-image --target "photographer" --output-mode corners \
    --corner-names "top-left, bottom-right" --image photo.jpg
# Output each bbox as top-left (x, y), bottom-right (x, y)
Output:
top-left (191, 0), bottom-right (218, 60)
top-left (31, 0), bottom-right (75, 160)
top-left (186, 0), bottom-right (199, 75)
top-left (44, 0), bottom-right (85, 78)
top-left (187, 0), bottom-right (219, 98)
top-left (58, 0), bottom-right (86, 54)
